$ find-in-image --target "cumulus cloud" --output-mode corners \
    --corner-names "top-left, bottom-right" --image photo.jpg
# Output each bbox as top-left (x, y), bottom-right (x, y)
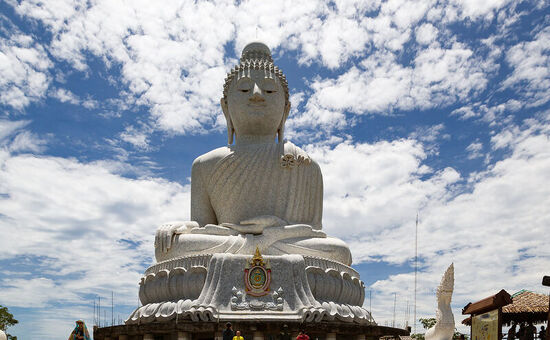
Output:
top-left (466, 141), bottom-right (483, 159)
top-left (0, 16), bottom-right (51, 110)
top-left (8, 130), bottom-right (48, 153)
top-left (0, 119), bottom-right (30, 140)
top-left (503, 26), bottom-right (550, 107)
top-left (415, 23), bottom-right (439, 45)
top-left (50, 88), bottom-right (80, 105)
top-left (5, 0), bottom-right (513, 138)
top-left (0, 120), bottom-right (191, 338)
top-left (309, 139), bottom-right (459, 262)
top-left (310, 114), bottom-right (550, 328)
top-left (451, 99), bottom-right (522, 125)
top-left (292, 42), bottom-right (494, 130)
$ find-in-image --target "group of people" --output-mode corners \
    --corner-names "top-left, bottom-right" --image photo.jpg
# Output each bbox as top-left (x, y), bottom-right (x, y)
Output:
top-left (223, 322), bottom-right (311, 340)
top-left (507, 322), bottom-right (546, 340)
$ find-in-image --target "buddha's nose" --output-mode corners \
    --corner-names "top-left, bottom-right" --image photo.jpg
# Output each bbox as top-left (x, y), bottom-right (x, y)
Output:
top-left (249, 83), bottom-right (265, 102)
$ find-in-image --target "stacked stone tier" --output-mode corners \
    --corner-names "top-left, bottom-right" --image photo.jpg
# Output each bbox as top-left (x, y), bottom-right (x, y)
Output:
top-left (139, 254), bottom-right (365, 306)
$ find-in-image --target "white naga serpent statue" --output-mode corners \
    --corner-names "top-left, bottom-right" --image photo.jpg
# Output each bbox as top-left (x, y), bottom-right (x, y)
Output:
top-left (425, 263), bottom-right (455, 340)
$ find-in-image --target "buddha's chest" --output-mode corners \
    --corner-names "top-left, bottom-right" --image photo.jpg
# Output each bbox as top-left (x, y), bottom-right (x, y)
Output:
top-left (206, 147), bottom-right (314, 224)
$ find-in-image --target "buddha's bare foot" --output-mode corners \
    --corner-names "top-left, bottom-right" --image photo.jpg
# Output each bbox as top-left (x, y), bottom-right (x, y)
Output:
top-left (155, 221), bottom-right (199, 253)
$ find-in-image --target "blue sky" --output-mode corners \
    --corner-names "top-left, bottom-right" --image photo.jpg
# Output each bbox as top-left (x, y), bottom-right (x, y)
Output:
top-left (1, 0), bottom-right (549, 339)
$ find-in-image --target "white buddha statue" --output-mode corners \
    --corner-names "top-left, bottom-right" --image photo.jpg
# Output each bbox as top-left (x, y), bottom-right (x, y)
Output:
top-left (155, 42), bottom-right (351, 266)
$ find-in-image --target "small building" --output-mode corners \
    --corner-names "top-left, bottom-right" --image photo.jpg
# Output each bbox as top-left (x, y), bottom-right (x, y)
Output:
top-left (462, 290), bottom-right (549, 327)
top-left (501, 290), bottom-right (549, 326)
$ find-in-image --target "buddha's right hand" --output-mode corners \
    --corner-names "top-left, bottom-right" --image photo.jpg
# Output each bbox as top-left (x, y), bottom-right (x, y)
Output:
top-left (155, 221), bottom-right (199, 253)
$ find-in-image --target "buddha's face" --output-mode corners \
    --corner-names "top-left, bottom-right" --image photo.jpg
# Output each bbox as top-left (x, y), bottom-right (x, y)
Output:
top-left (222, 68), bottom-right (287, 139)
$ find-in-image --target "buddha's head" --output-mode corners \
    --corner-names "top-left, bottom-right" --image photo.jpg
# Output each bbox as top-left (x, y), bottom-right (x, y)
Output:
top-left (221, 42), bottom-right (290, 144)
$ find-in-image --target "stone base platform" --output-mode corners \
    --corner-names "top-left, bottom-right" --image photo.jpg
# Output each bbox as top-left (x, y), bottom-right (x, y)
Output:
top-left (94, 320), bottom-right (410, 340)
top-left (129, 253), bottom-right (372, 325)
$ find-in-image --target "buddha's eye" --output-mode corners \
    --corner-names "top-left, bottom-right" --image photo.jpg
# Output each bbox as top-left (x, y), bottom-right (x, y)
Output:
top-left (240, 89), bottom-right (250, 93)
top-left (265, 90), bottom-right (276, 94)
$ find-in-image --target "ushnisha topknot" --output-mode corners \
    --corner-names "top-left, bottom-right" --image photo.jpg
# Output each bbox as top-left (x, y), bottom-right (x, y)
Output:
top-left (223, 42), bottom-right (290, 106)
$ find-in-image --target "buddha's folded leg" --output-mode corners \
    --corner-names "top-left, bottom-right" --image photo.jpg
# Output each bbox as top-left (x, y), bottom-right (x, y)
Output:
top-left (155, 234), bottom-right (245, 262)
top-left (267, 236), bottom-right (352, 266)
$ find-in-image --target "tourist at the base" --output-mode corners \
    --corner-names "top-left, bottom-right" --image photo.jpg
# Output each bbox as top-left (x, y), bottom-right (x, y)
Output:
top-left (279, 324), bottom-right (291, 340)
top-left (539, 326), bottom-right (546, 340)
top-left (223, 322), bottom-right (235, 340)
top-left (509, 322), bottom-right (517, 340)
top-left (296, 330), bottom-right (310, 340)
top-left (233, 330), bottom-right (245, 340)
top-left (518, 323), bottom-right (527, 340)
top-left (68, 320), bottom-right (90, 340)
top-left (526, 322), bottom-right (536, 340)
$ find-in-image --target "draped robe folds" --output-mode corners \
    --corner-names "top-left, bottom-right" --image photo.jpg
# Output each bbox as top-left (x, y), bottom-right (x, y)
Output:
top-left (207, 141), bottom-right (322, 228)
top-left (157, 141), bottom-right (352, 266)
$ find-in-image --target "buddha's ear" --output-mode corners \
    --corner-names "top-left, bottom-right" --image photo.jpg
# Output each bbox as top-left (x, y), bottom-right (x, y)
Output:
top-left (278, 101), bottom-right (291, 143)
top-left (221, 97), bottom-right (234, 145)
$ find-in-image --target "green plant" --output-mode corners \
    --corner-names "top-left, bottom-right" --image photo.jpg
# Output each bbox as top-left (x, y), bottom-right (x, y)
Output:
top-left (419, 317), bottom-right (437, 330)
top-left (0, 305), bottom-right (18, 340)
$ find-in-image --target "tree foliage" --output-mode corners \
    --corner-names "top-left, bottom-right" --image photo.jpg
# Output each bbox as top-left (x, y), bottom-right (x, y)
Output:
top-left (0, 305), bottom-right (18, 340)
top-left (420, 317), bottom-right (437, 329)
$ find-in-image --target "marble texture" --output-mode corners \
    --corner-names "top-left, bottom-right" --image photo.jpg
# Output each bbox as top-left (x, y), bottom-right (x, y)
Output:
top-left (425, 263), bottom-right (455, 340)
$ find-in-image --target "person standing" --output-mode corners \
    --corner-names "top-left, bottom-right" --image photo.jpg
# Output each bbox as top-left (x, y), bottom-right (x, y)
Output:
top-left (68, 320), bottom-right (90, 340)
top-left (296, 330), bottom-right (310, 340)
top-left (279, 324), bottom-right (291, 340)
top-left (223, 322), bottom-right (235, 340)
top-left (519, 323), bottom-right (527, 340)
top-left (509, 323), bottom-right (517, 340)
top-left (526, 323), bottom-right (536, 340)
top-left (233, 330), bottom-right (245, 340)
top-left (539, 326), bottom-right (546, 340)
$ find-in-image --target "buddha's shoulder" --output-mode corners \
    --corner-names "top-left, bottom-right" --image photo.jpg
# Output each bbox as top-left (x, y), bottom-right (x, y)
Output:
top-left (192, 146), bottom-right (232, 169)
top-left (283, 140), bottom-right (307, 156)
top-left (283, 141), bottom-right (321, 169)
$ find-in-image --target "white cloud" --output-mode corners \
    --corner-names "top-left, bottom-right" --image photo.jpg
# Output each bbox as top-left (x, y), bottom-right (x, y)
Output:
top-left (4, 0), bottom-right (523, 141)
top-left (119, 125), bottom-right (151, 150)
top-left (0, 119), bottom-right (29, 141)
top-left (451, 99), bottom-right (523, 125)
top-left (51, 88), bottom-right (80, 105)
top-left (503, 26), bottom-right (550, 107)
top-left (449, 0), bottom-right (517, 20)
top-left (0, 277), bottom-right (79, 308)
top-left (0, 138), bottom-right (191, 327)
top-left (0, 20), bottom-right (51, 110)
top-left (309, 114), bottom-right (550, 328)
top-left (307, 138), bottom-right (455, 249)
top-left (0, 119), bottom-right (47, 153)
top-left (466, 141), bottom-right (483, 159)
top-left (293, 43), bottom-right (494, 130)
top-left (415, 23), bottom-right (438, 45)
top-left (9, 130), bottom-right (48, 153)
top-left (410, 123), bottom-right (450, 144)
top-left (0, 120), bottom-right (192, 337)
